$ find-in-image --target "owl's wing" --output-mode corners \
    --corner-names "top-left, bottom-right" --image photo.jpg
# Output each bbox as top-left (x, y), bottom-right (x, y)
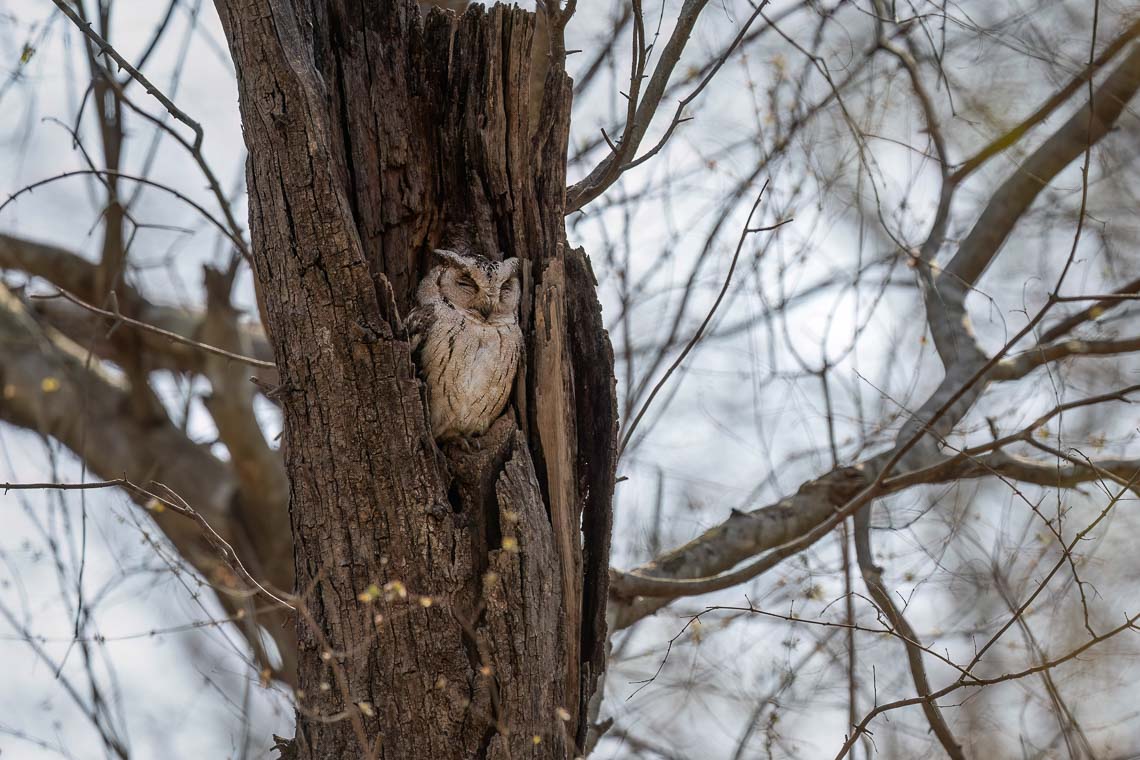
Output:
top-left (404, 302), bottom-right (436, 360)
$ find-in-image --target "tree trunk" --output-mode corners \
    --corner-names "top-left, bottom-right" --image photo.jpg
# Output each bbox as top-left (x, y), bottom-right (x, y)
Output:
top-left (214, 2), bottom-right (615, 758)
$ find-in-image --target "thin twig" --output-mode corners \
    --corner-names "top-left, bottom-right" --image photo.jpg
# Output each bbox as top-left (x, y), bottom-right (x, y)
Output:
top-left (618, 185), bottom-right (789, 456)
top-left (29, 288), bottom-right (275, 369)
top-left (1, 477), bottom-right (294, 610)
top-left (50, 0), bottom-right (205, 150)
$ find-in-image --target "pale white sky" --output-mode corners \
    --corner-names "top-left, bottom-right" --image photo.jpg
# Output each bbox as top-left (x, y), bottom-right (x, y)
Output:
top-left (1, 1), bottom-right (1138, 757)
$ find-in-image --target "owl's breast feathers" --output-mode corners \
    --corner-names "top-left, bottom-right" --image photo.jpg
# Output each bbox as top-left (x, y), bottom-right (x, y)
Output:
top-left (407, 302), bottom-right (522, 441)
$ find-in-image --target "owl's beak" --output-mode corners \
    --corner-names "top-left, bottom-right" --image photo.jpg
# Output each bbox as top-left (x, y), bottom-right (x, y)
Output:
top-left (478, 301), bottom-right (493, 319)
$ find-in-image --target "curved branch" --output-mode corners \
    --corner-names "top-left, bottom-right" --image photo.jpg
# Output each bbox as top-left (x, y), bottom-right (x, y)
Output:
top-left (50, 0), bottom-right (205, 150)
top-left (0, 283), bottom-right (296, 683)
top-left (944, 44), bottom-right (1140, 293)
top-left (0, 233), bottom-right (276, 380)
top-left (34, 288), bottom-right (274, 368)
top-left (855, 540), bottom-right (964, 760)
top-left (610, 382), bottom-right (1139, 626)
top-left (948, 18), bottom-right (1140, 185)
top-left (566, 0), bottom-right (711, 212)
top-left (993, 335), bottom-right (1140, 380)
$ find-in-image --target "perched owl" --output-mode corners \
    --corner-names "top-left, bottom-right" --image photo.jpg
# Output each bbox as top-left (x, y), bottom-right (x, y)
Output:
top-left (407, 249), bottom-right (523, 443)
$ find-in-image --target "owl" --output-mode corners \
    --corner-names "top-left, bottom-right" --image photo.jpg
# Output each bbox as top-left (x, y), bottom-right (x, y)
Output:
top-left (406, 248), bottom-right (523, 443)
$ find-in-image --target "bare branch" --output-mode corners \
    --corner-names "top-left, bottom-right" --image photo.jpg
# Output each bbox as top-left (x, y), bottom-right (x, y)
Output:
top-left (944, 44), bottom-right (1140, 294)
top-left (50, 0), bottom-right (205, 150)
top-left (612, 380), bottom-right (1140, 624)
top-left (32, 287), bottom-right (276, 369)
top-left (619, 188), bottom-right (789, 457)
top-left (1038, 273), bottom-right (1140, 342)
top-left (948, 18), bottom-right (1140, 185)
top-left (197, 265), bottom-right (291, 590)
top-left (992, 335), bottom-right (1140, 380)
top-left (1, 171), bottom-right (247, 254)
top-left (855, 541), bottom-right (964, 760)
top-left (1, 476), bottom-right (293, 611)
top-left (566, 0), bottom-right (712, 212)
top-left (0, 233), bottom-right (275, 380)
top-left (895, 42), bottom-right (1140, 459)
top-left (0, 282), bottom-right (295, 682)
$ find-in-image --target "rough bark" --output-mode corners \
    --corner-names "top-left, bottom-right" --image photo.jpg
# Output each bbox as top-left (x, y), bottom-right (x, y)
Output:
top-left (213, 2), bottom-right (615, 757)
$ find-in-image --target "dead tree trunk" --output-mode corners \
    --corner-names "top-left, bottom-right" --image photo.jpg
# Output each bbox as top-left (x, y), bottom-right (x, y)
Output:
top-left (214, 2), bottom-right (615, 758)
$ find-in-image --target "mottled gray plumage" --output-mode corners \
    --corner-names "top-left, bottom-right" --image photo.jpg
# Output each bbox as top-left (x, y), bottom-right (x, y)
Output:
top-left (407, 249), bottom-right (523, 442)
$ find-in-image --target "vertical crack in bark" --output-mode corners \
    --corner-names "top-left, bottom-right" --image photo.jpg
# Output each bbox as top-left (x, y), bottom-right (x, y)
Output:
top-left (534, 256), bottom-right (583, 725)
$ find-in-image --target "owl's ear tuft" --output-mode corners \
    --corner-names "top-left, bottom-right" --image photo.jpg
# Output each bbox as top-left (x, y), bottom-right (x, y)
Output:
top-left (502, 257), bottom-right (521, 278)
top-left (432, 248), bottom-right (468, 268)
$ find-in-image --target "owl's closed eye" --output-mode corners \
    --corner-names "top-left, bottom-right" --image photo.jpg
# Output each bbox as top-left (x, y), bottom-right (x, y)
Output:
top-left (431, 249), bottom-right (520, 323)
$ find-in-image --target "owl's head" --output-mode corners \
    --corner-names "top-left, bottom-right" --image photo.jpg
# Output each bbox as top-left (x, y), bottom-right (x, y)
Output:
top-left (433, 248), bottom-right (521, 323)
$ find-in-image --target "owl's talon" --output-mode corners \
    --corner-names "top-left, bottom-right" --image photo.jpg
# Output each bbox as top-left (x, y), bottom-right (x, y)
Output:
top-left (446, 435), bottom-right (479, 454)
